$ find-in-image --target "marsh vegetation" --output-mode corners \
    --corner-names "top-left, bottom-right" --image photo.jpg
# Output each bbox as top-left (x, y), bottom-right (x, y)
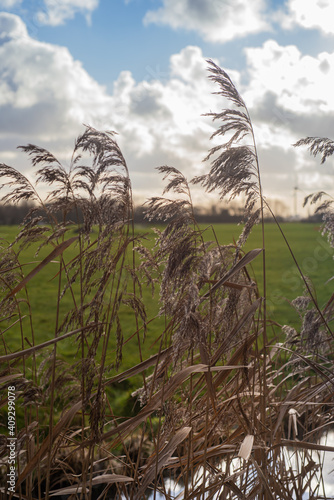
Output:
top-left (0, 61), bottom-right (333, 499)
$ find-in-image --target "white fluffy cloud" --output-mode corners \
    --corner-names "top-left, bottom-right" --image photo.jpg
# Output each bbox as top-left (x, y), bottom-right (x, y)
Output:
top-left (0, 10), bottom-right (27, 42)
top-left (0, 13), bottom-right (332, 207)
top-left (241, 39), bottom-right (334, 198)
top-left (108, 45), bottom-right (219, 183)
top-left (0, 13), bottom-right (111, 137)
top-left (143, 0), bottom-right (270, 43)
top-left (244, 40), bottom-right (334, 122)
top-left (279, 0), bottom-right (334, 35)
top-left (0, 0), bottom-right (21, 7)
top-left (36, 0), bottom-right (99, 26)
top-left (0, 14), bottom-right (220, 198)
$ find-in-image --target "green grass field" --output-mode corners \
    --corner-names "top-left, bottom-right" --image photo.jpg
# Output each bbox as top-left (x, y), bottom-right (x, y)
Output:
top-left (1, 222), bottom-right (332, 372)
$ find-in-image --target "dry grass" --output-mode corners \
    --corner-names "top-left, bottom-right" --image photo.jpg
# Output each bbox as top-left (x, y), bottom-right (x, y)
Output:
top-left (0, 61), bottom-right (333, 499)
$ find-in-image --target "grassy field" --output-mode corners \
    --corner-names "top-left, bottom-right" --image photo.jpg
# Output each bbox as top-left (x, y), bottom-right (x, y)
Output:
top-left (218, 222), bottom-right (333, 326)
top-left (1, 221), bottom-right (332, 365)
top-left (1, 220), bottom-right (332, 420)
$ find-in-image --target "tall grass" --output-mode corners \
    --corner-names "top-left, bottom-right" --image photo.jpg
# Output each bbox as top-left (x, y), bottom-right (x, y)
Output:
top-left (0, 61), bottom-right (333, 499)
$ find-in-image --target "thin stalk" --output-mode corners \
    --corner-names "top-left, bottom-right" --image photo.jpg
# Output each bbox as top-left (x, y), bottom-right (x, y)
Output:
top-left (44, 249), bottom-right (63, 498)
top-left (24, 285), bottom-right (41, 499)
top-left (246, 108), bottom-right (269, 496)
top-left (265, 201), bottom-right (333, 338)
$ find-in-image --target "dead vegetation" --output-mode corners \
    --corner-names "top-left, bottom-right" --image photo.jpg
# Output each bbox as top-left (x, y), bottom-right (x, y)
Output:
top-left (0, 61), bottom-right (333, 499)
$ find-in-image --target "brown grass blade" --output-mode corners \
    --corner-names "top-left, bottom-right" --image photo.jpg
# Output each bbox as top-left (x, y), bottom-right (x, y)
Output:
top-left (198, 336), bottom-right (217, 411)
top-left (4, 236), bottom-right (78, 299)
top-left (102, 365), bottom-right (240, 444)
top-left (91, 474), bottom-right (134, 485)
top-left (165, 443), bottom-right (249, 468)
top-left (105, 346), bottom-right (173, 385)
top-left (213, 334), bottom-right (259, 391)
top-left (0, 324), bottom-right (100, 362)
top-left (222, 481), bottom-right (247, 500)
top-left (212, 298), bottom-right (261, 366)
top-left (0, 373), bottom-right (23, 385)
top-left (49, 486), bottom-right (87, 496)
top-left (137, 427), bottom-right (192, 497)
top-left (278, 440), bottom-right (334, 452)
top-left (187, 300), bottom-right (260, 406)
top-left (273, 379), bottom-right (309, 438)
top-left (249, 456), bottom-right (275, 500)
top-left (16, 400), bottom-right (82, 489)
top-left (221, 280), bottom-right (256, 290)
top-left (201, 249), bottom-right (262, 300)
top-left (276, 345), bottom-right (334, 387)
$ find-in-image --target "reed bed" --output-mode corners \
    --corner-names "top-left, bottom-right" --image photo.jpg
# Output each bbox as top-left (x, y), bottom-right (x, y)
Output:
top-left (0, 61), bottom-right (333, 499)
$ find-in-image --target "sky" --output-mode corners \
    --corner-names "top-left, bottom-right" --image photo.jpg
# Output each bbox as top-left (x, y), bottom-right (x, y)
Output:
top-left (0, 0), bottom-right (334, 216)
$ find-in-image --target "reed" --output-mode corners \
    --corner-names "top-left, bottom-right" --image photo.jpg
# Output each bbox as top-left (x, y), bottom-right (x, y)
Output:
top-left (0, 62), bottom-right (333, 499)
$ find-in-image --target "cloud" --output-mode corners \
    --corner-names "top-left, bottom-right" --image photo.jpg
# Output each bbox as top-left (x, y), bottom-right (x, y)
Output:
top-left (0, 16), bottom-right (219, 199)
top-left (241, 39), bottom-right (334, 200)
top-left (278, 0), bottom-right (334, 35)
top-left (0, 0), bottom-right (22, 7)
top-left (0, 13), bottom-right (332, 210)
top-left (109, 46), bottom-right (219, 170)
top-left (0, 13), bottom-right (112, 144)
top-left (244, 40), bottom-right (334, 119)
top-left (0, 11), bottom-right (27, 43)
top-left (36, 0), bottom-right (99, 26)
top-left (143, 0), bottom-right (270, 43)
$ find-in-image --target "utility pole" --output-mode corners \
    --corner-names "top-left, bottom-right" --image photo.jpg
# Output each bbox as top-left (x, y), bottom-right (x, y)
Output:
top-left (293, 173), bottom-right (298, 218)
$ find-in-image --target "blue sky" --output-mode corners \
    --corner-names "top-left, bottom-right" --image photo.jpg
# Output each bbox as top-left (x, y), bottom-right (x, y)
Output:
top-left (0, 0), bottom-right (334, 214)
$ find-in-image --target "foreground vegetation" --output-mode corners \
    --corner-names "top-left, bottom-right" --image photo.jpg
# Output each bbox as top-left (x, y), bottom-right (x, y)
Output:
top-left (0, 61), bottom-right (333, 499)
